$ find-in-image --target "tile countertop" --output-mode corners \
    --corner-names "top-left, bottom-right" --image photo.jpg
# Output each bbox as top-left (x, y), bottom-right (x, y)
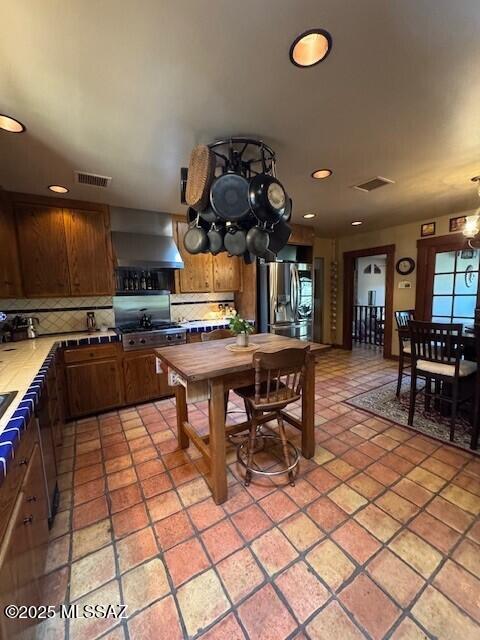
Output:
top-left (180, 319), bottom-right (254, 332)
top-left (0, 331), bottom-right (119, 480)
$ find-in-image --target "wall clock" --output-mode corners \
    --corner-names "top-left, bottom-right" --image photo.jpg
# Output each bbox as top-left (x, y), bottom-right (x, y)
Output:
top-left (396, 257), bottom-right (415, 275)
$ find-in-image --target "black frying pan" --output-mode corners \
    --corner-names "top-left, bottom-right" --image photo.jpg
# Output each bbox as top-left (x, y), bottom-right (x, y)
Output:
top-left (210, 173), bottom-right (251, 222)
top-left (199, 204), bottom-right (220, 225)
top-left (183, 213), bottom-right (209, 254)
top-left (224, 226), bottom-right (247, 256)
top-left (207, 224), bottom-right (224, 255)
top-left (268, 219), bottom-right (292, 254)
top-left (249, 174), bottom-right (287, 224)
top-left (246, 224), bottom-right (270, 256)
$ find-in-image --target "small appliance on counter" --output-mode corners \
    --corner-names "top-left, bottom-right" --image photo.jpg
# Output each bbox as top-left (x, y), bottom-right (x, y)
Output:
top-left (26, 316), bottom-right (39, 339)
top-left (8, 315), bottom-right (38, 341)
top-left (86, 311), bottom-right (97, 333)
top-left (113, 294), bottom-right (186, 351)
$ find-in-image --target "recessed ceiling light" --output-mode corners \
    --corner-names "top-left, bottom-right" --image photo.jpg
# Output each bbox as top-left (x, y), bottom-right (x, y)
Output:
top-left (351, 220), bottom-right (363, 226)
top-left (303, 213), bottom-right (316, 219)
top-left (0, 114), bottom-right (26, 133)
top-left (289, 29), bottom-right (332, 68)
top-left (48, 185), bottom-right (69, 194)
top-left (311, 169), bottom-right (332, 180)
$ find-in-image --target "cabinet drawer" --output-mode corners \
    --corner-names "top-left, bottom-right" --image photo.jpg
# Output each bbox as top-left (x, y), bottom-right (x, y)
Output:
top-left (0, 444), bottom-right (48, 639)
top-left (0, 422), bottom-right (36, 543)
top-left (63, 343), bottom-right (118, 364)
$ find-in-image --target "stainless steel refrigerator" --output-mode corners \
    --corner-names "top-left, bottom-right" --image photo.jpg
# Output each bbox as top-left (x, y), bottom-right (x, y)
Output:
top-left (257, 262), bottom-right (314, 340)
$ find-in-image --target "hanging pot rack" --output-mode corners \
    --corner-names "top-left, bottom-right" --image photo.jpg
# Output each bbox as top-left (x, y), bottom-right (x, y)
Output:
top-left (207, 137), bottom-right (277, 179)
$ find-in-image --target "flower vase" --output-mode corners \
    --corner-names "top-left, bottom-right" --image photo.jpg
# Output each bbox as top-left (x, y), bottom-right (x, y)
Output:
top-left (236, 332), bottom-right (249, 348)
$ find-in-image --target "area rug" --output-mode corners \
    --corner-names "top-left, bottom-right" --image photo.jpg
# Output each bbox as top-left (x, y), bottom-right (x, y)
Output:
top-left (346, 381), bottom-right (475, 451)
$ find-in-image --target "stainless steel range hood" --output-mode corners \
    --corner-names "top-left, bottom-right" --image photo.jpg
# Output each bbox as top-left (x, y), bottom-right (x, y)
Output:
top-left (110, 206), bottom-right (184, 270)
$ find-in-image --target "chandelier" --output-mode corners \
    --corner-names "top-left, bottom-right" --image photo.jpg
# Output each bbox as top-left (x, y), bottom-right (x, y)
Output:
top-left (462, 176), bottom-right (480, 245)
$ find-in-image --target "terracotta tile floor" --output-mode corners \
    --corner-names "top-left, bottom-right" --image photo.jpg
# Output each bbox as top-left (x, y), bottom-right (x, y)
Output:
top-left (37, 346), bottom-right (480, 639)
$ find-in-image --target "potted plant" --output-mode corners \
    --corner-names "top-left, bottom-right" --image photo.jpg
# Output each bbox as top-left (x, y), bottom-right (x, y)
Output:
top-left (229, 313), bottom-right (254, 347)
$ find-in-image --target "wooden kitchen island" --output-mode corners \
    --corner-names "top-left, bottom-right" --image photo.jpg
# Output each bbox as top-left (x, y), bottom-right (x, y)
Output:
top-left (156, 333), bottom-right (329, 504)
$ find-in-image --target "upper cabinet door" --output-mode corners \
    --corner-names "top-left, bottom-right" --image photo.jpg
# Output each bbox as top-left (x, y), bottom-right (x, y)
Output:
top-left (213, 253), bottom-right (242, 292)
top-left (64, 208), bottom-right (114, 295)
top-left (175, 221), bottom-right (213, 292)
top-left (0, 194), bottom-right (22, 298)
top-left (15, 204), bottom-right (71, 297)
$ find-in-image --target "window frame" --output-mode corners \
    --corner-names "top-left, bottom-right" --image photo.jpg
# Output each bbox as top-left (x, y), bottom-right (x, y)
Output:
top-left (416, 233), bottom-right (480, 324)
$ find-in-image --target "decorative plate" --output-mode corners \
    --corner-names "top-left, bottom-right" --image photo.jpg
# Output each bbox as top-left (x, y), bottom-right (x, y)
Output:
top-left (225, 343), bottom-right (258, 352)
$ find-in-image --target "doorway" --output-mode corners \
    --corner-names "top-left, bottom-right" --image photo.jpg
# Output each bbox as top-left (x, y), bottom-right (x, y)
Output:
top-left (416, 233), bottom-right (480, 324)
top-left (342, 245), bottom-right (395, 358)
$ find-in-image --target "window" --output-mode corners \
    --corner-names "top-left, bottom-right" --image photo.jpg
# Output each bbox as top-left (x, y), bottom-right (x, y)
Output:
top-left (431, 249), bottom-right (479, 324)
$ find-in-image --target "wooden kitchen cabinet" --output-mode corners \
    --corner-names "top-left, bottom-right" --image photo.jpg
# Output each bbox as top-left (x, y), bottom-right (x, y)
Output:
top-left (14, 203), bottom-right (71, 297)
top-left (0, 192), bottom-right (22, 298)
top-left (0, 434), bottom-right (49, 640)
top-left (175, 221), bottom-right (213, 292)
top-left (174, 219), bottom-right (242, 293)
top-left (123, 350), bottom-right (171, 404)
top-left (288, 223), bottom-right (315, 246)
top-left (64, 208), bottom-right (114, 295)
top-left (213, 252), bottom-right (242, 292)
top-left (65, 357), bottom-right (123, 417)
top-left (12, 194), bottom-right (114, 297)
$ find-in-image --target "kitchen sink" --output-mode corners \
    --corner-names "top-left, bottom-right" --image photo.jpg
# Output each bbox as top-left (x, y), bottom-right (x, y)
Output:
top-left (0, 391), bottom-right (17, 420)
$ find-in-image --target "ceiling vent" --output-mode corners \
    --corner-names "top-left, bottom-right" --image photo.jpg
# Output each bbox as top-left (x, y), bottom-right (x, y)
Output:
top-left (352, 176), bottom-right (395, 193)
top-left (74, 171), bottom-right (112, 188)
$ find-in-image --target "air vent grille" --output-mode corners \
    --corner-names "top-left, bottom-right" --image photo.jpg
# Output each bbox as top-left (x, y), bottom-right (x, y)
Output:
top-left (353, 176), bottom-right (394, 192)
top-left (74, 171), bottom-right (112, 188)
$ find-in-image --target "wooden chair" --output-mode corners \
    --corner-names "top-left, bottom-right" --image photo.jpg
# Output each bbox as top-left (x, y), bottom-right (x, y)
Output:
top-left (201, 328), bottom-right (233, 342)
top-left (470, 322), bottom-right (480, 450)
top-left (408, 321), bottom-right (477, 442)
top-left (394, 310), bottom-right (415, 396)
top-left (235, 347), bottom-right (308, 486)
top-left (201, 329), bottom-right (234, 419)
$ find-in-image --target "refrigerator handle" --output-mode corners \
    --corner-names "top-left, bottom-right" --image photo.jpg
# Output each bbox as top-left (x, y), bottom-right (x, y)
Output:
top-left (269, 264), bottom-right (277, 319)
top-left (291, 264), bottom-right (299, 321)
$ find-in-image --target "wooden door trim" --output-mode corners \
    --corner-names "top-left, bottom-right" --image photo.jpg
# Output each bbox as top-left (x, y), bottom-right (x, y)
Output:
top-left (415, 232), bottom-right (472, 320)
top-left (342, 244), bottom-right (395, 358)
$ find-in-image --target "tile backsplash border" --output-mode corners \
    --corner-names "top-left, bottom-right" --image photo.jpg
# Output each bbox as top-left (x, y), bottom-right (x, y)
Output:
top-left (0, 292), bottom-right (236, 335)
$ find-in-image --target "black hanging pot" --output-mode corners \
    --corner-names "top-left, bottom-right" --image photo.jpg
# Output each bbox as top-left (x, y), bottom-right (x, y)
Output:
top-left (199, 204), bottom-right (220, 225)
top-left (282, 196), bottom-right (292, 222)
top-left (246, 223), bottom-right (270, 257)
top-left (224, 225), bottom-right (247, 256)
top-left (207, 223), bottom-right (225, 255)
top-left (249, 174), bottom-right (287, 224)
top-left (268, 219), bottom-right (292, 254)
top-left (210, 173), bottom-right (251, 222)
top-left (183, 214), bottom-right (209, 254)
top-left (186, 206), bottom-right (210, 230)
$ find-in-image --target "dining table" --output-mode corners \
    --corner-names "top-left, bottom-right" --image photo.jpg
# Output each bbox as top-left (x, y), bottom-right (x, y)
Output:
top-left (155, 333), bottom-right (330, 504)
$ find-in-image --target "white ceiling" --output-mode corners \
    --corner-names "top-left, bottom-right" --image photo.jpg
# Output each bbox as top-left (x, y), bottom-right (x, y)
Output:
top-left (2, 0), bottom-right (480, 236)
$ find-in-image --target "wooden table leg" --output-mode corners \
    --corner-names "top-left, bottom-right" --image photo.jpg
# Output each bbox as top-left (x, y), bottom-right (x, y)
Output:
top-left (175, 384), bottom-right (189, 449)
top-left (209, 378), bottom-right (228, 504)
top-left (301, 352), bottom-right (315, 458)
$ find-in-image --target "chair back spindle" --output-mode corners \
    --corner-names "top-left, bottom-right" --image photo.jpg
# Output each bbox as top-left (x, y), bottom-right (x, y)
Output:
top-left (252, 347), bottom-right (309, 408)
top-left (201, 328), bottom-right (233, 342)
top-left (408, 321), bottom-right (463, 377)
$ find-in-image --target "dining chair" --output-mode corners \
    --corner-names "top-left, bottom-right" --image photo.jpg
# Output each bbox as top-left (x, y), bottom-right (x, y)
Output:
top-left (201, 329), bottom-right (234, 419)
top-left (394, 309), bottom-right (415, 396)
top-left (235, 347), bottom-right (309, 486)
top-left (470, 322), bottom-right (480, 450)
top-left (408, 321), bottom-right (477, 442)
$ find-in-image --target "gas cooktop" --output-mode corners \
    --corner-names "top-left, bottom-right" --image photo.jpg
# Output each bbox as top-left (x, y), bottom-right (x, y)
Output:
top-left (118, 322), bottom-right (186, 351)
top-left (120, 322), bottom-right (183, 334)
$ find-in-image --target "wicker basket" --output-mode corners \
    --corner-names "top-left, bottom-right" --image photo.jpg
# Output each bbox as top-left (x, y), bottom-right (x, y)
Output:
top-left (185, 144), bottom-right (216, 210)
